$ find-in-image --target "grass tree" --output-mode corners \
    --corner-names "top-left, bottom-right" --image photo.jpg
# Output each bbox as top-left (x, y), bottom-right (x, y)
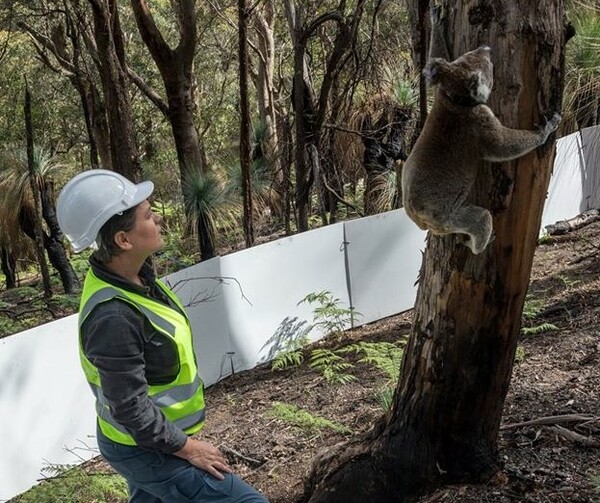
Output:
top-left (0, 146), bottom-right (80, 294)
top-left (183, 168), bottom-right (241, 261)
top-left (563, 1), bottom-right (600, 131)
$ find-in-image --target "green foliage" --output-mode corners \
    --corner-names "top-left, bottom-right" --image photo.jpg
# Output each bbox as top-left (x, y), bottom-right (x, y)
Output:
top-left (557, 274), bottom-right (581, 289)
top-left (271, 344), bottom-right (307, 371)
top-left (521, 323), bottom-right (560, 335)
top-left (591, 473), bottom-right (600, 500)
top-left (521, 295), bottom-right (559, 335)
top-left (268, 402), bottom-right (351, 435)
top-left (13, 463), bottom-right (127, 503)
top-left (0, 286), bottom-right (81, 338)
top-left (271, 291), bottom-right (360, 372)
top-left (514, 345), bottom-right (526, 364)
top-left (376, 386), bottom-right (396, 411)
top-left (522, 295), bottom-right (545, 320)
top-left (340, 341), bottom-right (404, 381)
top-left (183, 168), bottom-right (242, 252)
top-left (308, 349), bottom-right (356, 384)
top-left (299, 291), bottom-right (361, 338)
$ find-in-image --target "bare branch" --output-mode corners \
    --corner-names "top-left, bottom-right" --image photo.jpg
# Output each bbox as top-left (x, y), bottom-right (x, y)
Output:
top-left (126, 65), bottom-right (168, 116)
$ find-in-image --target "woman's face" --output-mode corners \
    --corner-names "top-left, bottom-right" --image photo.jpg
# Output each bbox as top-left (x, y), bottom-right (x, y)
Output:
top-left (124, 200), bottom-right (164, 257)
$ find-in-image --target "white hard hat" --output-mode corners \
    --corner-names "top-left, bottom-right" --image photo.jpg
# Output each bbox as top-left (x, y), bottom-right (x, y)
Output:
top-left (57, 169), bottom-right (154, 253)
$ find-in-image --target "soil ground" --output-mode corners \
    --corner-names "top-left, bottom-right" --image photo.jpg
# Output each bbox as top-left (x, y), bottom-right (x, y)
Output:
top-left (201, 220), bottom-right (600, 503)
top-left (7, 220), bottom-right (600, 503)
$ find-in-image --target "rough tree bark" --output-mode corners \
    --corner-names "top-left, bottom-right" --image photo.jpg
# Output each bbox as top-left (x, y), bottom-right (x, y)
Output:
top-left (239, 0), bottom-right (254, 248)
top-left (252, 0), bottom-right (286, 218)
top-left (1, 247), bottom-right (17, 289)
top-left (130, 0), bottom-right (207, 181)
top-left (304, 1), bottom-right (566, 501)
top-left (18, 2), bottom-right (112, 170)
top-left (88, 0), bottom-right (142, 181)
top-left (24, 81), bottom-right (52, 299)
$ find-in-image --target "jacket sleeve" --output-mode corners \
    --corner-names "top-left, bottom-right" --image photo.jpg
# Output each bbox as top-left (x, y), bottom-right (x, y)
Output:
top-left (81, 299), bottom-right (188, 453)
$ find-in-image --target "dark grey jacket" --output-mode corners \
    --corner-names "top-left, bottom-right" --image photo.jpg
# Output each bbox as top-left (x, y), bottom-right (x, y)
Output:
top-left (81, 256), bottom-right (189, 453)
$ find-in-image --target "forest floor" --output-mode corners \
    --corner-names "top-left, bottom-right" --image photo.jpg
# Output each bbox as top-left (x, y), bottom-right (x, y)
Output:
top-left (7, 219), bottom-right (600, 503)
top-left (199, 220), bottom-right (600, 503)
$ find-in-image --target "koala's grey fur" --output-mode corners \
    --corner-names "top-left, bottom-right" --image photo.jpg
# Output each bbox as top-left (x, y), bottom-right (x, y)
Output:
top-left (401, 8), bottom-right (561, 255)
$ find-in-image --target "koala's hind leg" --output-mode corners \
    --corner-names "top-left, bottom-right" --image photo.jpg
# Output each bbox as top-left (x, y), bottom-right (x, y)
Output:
top-left (445, 205), bottom-right (494, 254)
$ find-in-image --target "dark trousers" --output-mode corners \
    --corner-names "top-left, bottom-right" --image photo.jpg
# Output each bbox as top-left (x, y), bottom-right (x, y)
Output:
top-left (97, 430), bottom-right (269, 503)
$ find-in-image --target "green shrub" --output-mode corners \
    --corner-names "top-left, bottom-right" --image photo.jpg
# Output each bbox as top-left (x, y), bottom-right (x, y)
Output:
top-left (13, 464), bottom-right (127, 503)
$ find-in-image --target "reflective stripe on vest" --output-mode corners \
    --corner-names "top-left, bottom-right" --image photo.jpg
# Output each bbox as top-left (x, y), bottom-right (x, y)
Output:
top-left (78, 270), bottom-right (205, 445)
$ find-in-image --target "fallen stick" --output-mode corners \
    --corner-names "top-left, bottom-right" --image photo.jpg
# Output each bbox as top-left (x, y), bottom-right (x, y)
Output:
top-left (546, 425), bottom-right (600, 448)
top-left (544, 209), bottom-right (600, 235)
top-left (500, 414), bottom-right (597, 431)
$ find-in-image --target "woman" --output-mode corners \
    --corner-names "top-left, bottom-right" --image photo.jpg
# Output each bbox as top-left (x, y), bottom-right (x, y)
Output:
top-left (57, 169), bottom-right (268, 503)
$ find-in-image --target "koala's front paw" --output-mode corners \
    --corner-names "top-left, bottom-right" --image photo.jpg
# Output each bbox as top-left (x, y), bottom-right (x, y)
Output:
top-left (545, 112), bottom-right (562, 132)
top-left (541, 112), bottom-right (561, 142)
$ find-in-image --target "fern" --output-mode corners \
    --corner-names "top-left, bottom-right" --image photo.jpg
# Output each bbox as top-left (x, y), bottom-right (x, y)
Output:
top-left (376, 385), bottom-right (396, 411)
top-left (522, 323), bottom-right (559, 335)
top-left (14, 463), bottom-right (127, 503)
top-left (514, 345), bottom-right (526, 364)
top-left (521, 295), bottom-right (559, 335)
top-left (591, 474), bottom-right (600, 500)
top-left (298, 290), bottom-right (361, 337)
top-left (309, 349), bottom-right (356, 384)
top-left (269, 402), bottom-right (351, 434)
top-left (340, 341), bottom-right (405, 381)
top-left (271, 347), bottom-right (305, 371)
top-left (522, 295), bottom-right (545, 320)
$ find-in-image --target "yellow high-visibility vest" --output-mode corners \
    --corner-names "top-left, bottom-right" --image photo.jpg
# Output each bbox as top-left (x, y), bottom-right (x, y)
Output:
top-left (78, 269), bottom-right (205, 445)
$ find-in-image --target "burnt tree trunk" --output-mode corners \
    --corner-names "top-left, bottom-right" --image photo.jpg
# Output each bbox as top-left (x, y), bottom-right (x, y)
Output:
top-left (1, 247), bottom-right (17, 289)
top-left (304, 1), bottom-right (565, 501)
top-left (239, 0), bottom-right (254, 247)
top-left (24, 81), bottom-right (52, 299)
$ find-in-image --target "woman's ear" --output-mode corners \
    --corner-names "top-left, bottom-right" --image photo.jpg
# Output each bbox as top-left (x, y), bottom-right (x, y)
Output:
top-left (113, 230), bottom-right (133, 251)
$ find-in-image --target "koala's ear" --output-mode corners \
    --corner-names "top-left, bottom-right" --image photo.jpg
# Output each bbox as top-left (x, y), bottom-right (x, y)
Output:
top-left (469, 71), bottom-right (482, 95)
top-left (423, 58), bottom-right (448, 84)
top-left (475, 45), bottom-right (491, 56)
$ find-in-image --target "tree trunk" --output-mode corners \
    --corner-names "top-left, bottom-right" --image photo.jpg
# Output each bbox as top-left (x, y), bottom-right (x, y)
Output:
top-left (130, 0), bottom-right (207, 183)
top-left (24, 81), bottom-right (52, 299)
top-left (89, 0), bottom-right (142, 182)
top-left (196, 213), bottom-right (214, 262)
top-left (1, 247), bottom-right (17, 289)
top-left (239, 0), bottom-right (254, 248)
top-left (304, 1), bottom-right (565, 501)
top-left (252, 0), bottom-right (284, 215)
top-left (40, 181), bottom-right (80, 294)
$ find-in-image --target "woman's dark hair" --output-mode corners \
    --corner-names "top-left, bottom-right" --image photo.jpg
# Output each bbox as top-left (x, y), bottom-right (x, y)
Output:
top-left (94, 205), bottom-right (138, 263)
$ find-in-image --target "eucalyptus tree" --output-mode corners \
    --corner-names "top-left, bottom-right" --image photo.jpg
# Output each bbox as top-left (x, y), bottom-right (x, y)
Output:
top-left (238, 0), bottom-right (254, 247)
top-left (129, 0), bottom-right (206, 179)
top-left (304, 0), bottom-right (567, 500)
top-left (87, 0), bottom-right (142, 181)
top-left (128, 0), bottom-right (223, 256)
top-left (0, 145), bottom-right (80, 294)
top-left (17, 0), bottom-right (112, 170)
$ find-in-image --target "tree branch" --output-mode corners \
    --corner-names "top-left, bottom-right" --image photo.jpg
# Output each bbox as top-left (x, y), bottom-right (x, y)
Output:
top-left (126, 65), bottom-right (168, 116)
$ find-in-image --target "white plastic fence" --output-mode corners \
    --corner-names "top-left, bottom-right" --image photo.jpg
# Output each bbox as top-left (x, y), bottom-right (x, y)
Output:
top-left (0, 125), bottom-right (597, 501)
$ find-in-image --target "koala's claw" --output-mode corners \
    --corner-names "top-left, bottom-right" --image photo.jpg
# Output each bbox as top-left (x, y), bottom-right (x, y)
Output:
top-left (546, 112), bottom-right (562, 132)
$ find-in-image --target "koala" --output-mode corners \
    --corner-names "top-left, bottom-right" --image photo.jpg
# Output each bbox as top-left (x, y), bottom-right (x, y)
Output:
top-left (401, 8), bottom-right (561, 255)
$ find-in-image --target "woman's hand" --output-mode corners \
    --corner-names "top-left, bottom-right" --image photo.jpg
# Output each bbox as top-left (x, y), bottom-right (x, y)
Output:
top-left (174, 438), bottom-right (232, 480)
